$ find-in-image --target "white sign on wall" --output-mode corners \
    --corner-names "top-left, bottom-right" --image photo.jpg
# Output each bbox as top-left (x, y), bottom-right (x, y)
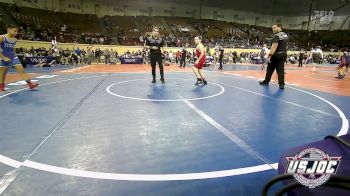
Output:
top-left (67, 3), bottom-right (81, 10)
top-left (314, 11), bottom-right (334, 24)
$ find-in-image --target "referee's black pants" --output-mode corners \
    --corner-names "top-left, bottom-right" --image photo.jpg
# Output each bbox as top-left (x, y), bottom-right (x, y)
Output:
top-left (263, 53), bottom-right (287, 86)
top-left (298, 60), bottom-right (303, 67)
top-left (180, 57), bottom-right (186, 67)
top-left (150, 53), bottom-right (164, 80)
top-left (219, 57), bottom-right (223, 69)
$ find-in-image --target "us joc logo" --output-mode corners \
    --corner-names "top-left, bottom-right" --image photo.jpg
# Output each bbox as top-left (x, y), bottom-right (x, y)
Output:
top-left (285, 148), bottom-right (341, 189)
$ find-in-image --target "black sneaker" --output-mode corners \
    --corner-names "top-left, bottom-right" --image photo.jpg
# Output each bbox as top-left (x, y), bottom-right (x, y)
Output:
top-left (335, 75), bottom-right (344, 79)
top-left (279, 85), bottom-right (285, 89)
top-left (152, 79), bottom-right (156, 83)
top-left (195, 79), bottom-right (203, 85)
top-left (259, 81), bottom-right (269, 86)
top-left (160, 78), bottom-right (165, 83)
top-left (203, 80), bottom-right (208, 85)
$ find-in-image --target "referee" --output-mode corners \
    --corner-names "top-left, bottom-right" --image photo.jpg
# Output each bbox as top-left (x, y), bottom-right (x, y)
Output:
top-left (259, 24), bottom-right (288, 89)
top-left (145, 27), bottom-right (165, 83)
top-left (218, 45), bottom-right (224, 70)
top-left (180, 47), bottom-right (187, 68)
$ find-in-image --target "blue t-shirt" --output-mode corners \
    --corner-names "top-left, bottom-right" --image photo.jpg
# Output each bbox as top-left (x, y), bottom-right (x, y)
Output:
top-left (75, 49), bottom-right (81, 56)
top-left (1, 35), bottom-right (16, 59)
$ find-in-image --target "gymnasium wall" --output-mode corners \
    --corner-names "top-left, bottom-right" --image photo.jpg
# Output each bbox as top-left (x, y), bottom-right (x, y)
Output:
top-left (15, 40), bottom-right (266, 54)
top-left (16, 40), bottom-right (341, 56)
top-left (0, 0), bottom-right (348, 30)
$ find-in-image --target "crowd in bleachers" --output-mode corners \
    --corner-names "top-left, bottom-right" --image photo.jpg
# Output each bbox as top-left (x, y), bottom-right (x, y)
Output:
top-left (10, 42), bottom-right (345, 70)
top-left (14, 46), bottom-right (124, 67)
top-left (0, 2), bottom-right (348, 56)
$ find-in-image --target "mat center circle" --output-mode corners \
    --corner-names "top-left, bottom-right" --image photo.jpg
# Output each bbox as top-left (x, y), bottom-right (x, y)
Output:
top-left (106, 78), bottom-right (225, 102)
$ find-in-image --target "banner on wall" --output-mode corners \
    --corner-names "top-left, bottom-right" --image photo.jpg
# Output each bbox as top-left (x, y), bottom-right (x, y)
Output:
top-left (119, 57), bottom-right (143, 64)
top-left (25, 56), bottom-right (53, 65)
top-left (65, 0), bottom-right (82, 11)
top-left (21, 0), bottom-right (45, 9)
top-left (23, 0), bottom-right (38, 4)
top-left (67, 3), bottom-right (81, 10)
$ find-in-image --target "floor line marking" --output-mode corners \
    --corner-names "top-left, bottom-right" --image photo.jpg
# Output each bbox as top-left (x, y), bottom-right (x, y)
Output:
top-left (215, 81), bottom-right (348, 120)
top-left (288, 86), bottom-right (349, 136)
top-left (0, 72), bottom-right (347, 182)
top-left (106, 78), bottom-right (225, 102)
top-left (0, 76), bottom-right (108, 193)
top-left (0, 169), bottom-right (19, 194)
top-left (21, 160), bottom-right (275, 181)
top-left (181, 98), bottom-right (275, 169)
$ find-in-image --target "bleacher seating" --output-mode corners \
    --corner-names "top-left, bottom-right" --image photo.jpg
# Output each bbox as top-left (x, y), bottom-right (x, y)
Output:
top-left (164, 17), bottom-right (198, 37)
top-left (136, 16), bottom-right (170, 36)
top-left (0, 1), bottom-right (347, 50)
top-left (59, 12), bottom-right (103, 34)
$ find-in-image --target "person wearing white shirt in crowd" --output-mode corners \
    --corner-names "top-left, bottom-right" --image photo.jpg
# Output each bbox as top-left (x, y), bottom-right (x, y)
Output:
top-left (25, 51), bottom-right (33, 58)
top-left (99, 37), bottom-right (105, 45)
top-left (51, 37), bottom-right (57, 52)
top-left (139, 35), bottom-right (144, 43)
top-left (168, 51), bottom-right (174, 63)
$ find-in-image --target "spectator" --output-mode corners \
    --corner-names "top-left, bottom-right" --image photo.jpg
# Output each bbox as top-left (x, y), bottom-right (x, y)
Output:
top-left (0, 14), bottom-right (7, 34)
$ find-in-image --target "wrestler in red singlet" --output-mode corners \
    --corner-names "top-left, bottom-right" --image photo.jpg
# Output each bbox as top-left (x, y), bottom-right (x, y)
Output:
top-left (194, 48), bottom-right (206, 69)
top-left (192, 36), bottom-right (207, 85)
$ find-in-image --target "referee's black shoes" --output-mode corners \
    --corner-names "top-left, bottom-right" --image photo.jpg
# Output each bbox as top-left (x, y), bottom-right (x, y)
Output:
top-left (259, 81), bottom-right (284, 89)
top-left (259, 81), bottom-right (269, 86)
